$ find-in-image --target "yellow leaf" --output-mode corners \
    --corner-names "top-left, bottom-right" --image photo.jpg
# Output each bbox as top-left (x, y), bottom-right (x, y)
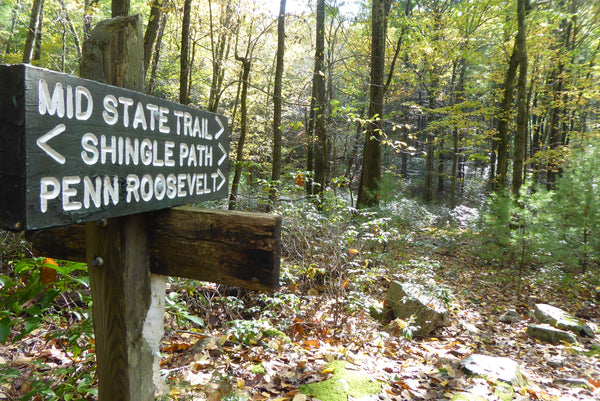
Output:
top-left (440, 379), bottom-right (449, 387)
top-left (321, 367), bottom-right (335, 375)
top-left (349, 248), bottom-right (359, 254)
top-left (237, 378), bottom-right (245, 389)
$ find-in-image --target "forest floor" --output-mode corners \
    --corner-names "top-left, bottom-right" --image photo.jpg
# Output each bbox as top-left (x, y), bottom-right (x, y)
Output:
top-left (1, 231), bottom-right (599, 400)
top-left (158, 233), bottom-right (600, 401)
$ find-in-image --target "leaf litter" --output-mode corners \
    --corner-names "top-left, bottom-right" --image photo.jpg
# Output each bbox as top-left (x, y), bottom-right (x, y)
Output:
top-left (1, 234), bottom-right (599, 400)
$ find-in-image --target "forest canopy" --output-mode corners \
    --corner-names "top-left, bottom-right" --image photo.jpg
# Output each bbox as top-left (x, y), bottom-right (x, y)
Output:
top-left (1, 0), bottom-right (599, 261)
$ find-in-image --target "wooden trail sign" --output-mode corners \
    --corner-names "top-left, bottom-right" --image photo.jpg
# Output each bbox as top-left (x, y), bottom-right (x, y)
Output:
top-left (0, 64), bottom-right (229, 231)
top-left (2, 15), bottom-right (279, 401)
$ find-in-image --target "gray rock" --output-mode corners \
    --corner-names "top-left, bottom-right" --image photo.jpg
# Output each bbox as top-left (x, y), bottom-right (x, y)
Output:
top-left (553, 378), bottom-right (590, 389)
top-left (460, 354), bottom-right (527, 386)
top-left (533, 303), bottom-right (594, 337)
top-left (527, 323), bottom-right (577, 344)
top-left (384, 281), bottom-right (449, 337)
top-left (500, 310), bottom-right (521, 324)
top-left (547, 356), bottom-right (565, 368)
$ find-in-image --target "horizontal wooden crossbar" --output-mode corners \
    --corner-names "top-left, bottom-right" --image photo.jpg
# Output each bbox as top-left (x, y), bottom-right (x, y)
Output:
top-left (27, 206), bottom-right (281, 291)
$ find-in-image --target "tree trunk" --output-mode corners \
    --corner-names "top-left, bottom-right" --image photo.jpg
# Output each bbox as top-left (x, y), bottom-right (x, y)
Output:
top-left (32, 1), bottom-right (44, 62)
top-left (306, 0), bottom-right (327, 199)
top-left (512, 0), bottom-right (528, 197)
top-left (357, 0), bottom-right (391, 207)
top-left (494, 39), bottom-right (519, 191)
top-left (208, 0), bottom-right (235, 113)
top-left (143, 0), bottom-right (166, 75)
top-left (179, 0), bottom-right (192, 105)
top-left (270, 0), bottom-right (286, 205)
top-left (229, 57), bottom-right (251, 210)
top-left (22, 0), bottom-right (44, 63)
top-left (5, 0), bottom-right (21, 55)
top-left (59, 0), bottom-right (82, 61)
top-left (147, 12), bottom-right (167, 94)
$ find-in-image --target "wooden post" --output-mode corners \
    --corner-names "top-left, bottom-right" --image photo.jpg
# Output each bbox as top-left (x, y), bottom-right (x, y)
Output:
top-left (81, 15), bottom-right (157, 401)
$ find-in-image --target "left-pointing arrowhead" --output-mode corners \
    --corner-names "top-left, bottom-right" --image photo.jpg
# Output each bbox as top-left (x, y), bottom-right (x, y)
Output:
top-left (37, 124), bottom-right (66, 164)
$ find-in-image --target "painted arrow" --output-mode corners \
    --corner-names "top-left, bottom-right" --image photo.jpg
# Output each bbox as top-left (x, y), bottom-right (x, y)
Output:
top-left (213, 169), bottom-right (226, 191)
top-left (37, 124), bottom-right (66, 164)
top-left (218, 143), bottom-right (227, 166)
top-left (215, 116), bottom-right (225, 140)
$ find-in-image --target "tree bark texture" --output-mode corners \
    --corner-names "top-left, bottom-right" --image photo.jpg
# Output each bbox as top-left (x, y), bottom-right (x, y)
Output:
top-left (310, 0), bottom-right (327, 198)
top-left (357, 0), bottom-right (390, 207)
top-left (229, 57), bottom-right (251, 210)
top-left (22, 0), bottom-right (44, 63)
top-left (512, 0), bottom-right (528, 197)
top-left (81, 15), bottom-right (154, 401)
top-left (494, 40), bottom-right (519, 191)
top-left (143, 0), bottom-right (166, 74)
top-left (271, 0), bottom-right (286, 200)
top-left (179, 0), bottom-right (192, 105)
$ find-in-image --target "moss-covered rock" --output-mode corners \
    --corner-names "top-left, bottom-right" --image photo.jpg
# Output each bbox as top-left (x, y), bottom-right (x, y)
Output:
top-left (299, 360), bottom-right (381, 401)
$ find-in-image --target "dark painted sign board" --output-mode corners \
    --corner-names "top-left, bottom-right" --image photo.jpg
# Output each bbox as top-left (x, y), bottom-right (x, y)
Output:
top-left (0, 64), bottom-right (229, 231)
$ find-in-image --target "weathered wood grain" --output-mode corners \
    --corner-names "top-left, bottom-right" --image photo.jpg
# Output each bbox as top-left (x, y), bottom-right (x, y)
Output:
top-left (28, 206), bottom-right (281, 292)
top-left (82, 15), bottom-right (154, 401)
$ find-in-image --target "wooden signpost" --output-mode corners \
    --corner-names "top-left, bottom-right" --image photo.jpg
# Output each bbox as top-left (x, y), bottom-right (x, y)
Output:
top-left (0, 15), bottom-right (280, 401)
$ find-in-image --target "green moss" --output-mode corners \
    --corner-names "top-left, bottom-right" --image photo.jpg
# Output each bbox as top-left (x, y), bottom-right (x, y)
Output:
top-left (450, 394), bottom-right (487, 401)
top-left (494, 381), bottom-right (515, 401)
top-left (250, 363), bottom-right (266, 374)
top-left (299, 360), bottom-right (381, 401)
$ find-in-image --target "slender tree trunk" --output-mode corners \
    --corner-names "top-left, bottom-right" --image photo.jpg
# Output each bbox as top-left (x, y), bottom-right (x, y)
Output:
top-left (179, 0), bottom-right (192, 105)
top-left (313, 0), bottom-right (328, 199)
top-left (208, 0), bottom-right (234, 113)
top-left (494, 39), bottom-right (520, 191)
top-left (32, 2), bottom-right (44, 62)
top-left (357, 0), bottom-right (391, 207)
top-left (148, 25), bottom-right (166, 91)
top-left (450, 128), bottom-right (459, 208)
top-left (437, 137), bottom-right (445, 197)
top-left (512, 0), bottom-right (528, 197)
top-left (147, 12), bottom-right (167, 94)
top-left (23, 0), bottom-right (44, 63)
top-left (59, 0), bottom-right (82, 61)
top-left (424, 132), bottom-right (435, 202)
top-left (229, 58), bottom-right (251, 210)
top-left (5, 0), bottom-right (21, 55)
top-left (143, 0), bottom-right (166, 75)
top-left (270, 0), bottom-right (286, 205)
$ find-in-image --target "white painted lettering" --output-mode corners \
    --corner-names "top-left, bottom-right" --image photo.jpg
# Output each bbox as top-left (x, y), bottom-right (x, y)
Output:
top-left (118, 97), bottom-right (134, 127)
top-left (158, 107), bottom-right (170, 133)
top-left (83, 176), bottom-right (102, 209)
top-left (174, 110), bottom-right (184, 135)
top-left (75, 86), bottom-right (93, 120)
top-left (81, 133), bottom-right (99, 165)
top-left (133, 102), bottom-right (148, 130)
top-left (38, 80), bottom-right (64, 117)
top-left (126, 174), bottom-right (140, 202)
top-left (100, 135), bottom-right (117, 164)
top-left (62, 176), bottom-right (82, 211)
top-left (40, 177), bottom-right (61, 213)
top-left (140, 174), bottom-right (153, 201)
top-left (164, 141), bottom-right (175, 166)
top-left (140, 138), bottom-right (153, 165)
top-left (103, 95), bottom-right (119, 125)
